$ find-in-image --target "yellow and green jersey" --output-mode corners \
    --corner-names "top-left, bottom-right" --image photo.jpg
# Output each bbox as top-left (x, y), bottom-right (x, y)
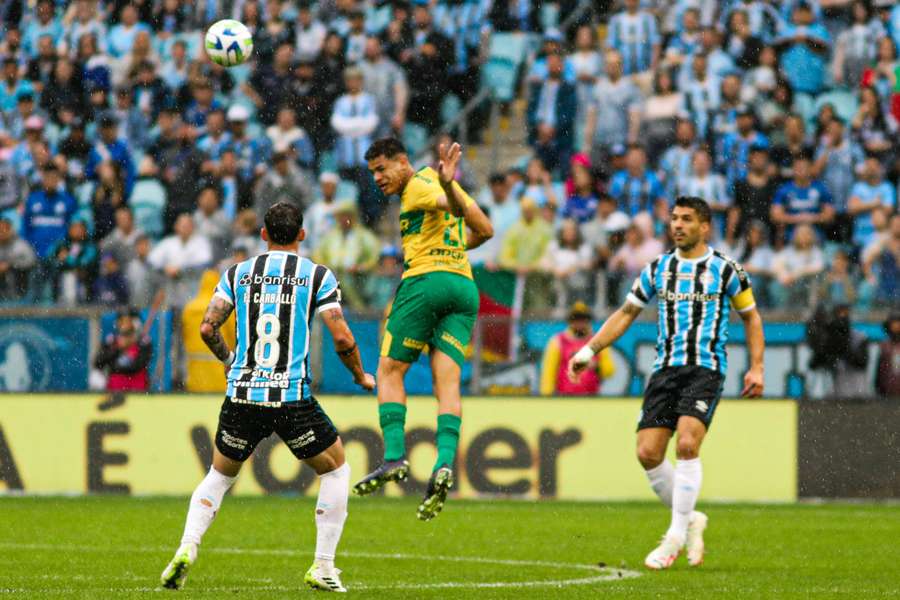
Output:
top-left (398, 166), bottom-right (475, 280)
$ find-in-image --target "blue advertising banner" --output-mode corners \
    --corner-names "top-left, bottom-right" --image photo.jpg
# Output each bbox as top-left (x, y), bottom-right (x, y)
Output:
top-left (318, 318), bottom-right (887, 398)
top-left (319, 320), bottom-right (472, 395)
top-left (0, 318), bottom-right (90, 391)
top-left (519, 321), bottom-right (887, 398)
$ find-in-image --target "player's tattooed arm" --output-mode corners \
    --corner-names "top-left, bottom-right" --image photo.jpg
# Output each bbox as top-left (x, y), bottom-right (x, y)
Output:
top-left (321, 307), bottom-right (376, 391)
top-left (199, 297), bottom-right (235, 364)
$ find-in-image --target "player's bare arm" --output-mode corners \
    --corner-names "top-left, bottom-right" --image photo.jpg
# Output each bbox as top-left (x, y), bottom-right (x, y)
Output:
top-left (322, 307), bottom-right (376, 391)
top-left (739, 306), bottom-right (765, 398)
top-left (568, 301), bottom-right (643, 380)
top-left (199, 296), bottom-right (235, 364)
top-left (435, 142), bottom-right (494, 242)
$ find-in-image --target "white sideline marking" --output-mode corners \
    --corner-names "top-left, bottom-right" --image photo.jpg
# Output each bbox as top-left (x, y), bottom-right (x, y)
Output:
top-left (0, 542), bottom-right (641, 593)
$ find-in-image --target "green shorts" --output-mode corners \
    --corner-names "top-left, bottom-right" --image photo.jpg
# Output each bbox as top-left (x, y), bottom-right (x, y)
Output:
top-left (381, 271), bottom-right (479, 368)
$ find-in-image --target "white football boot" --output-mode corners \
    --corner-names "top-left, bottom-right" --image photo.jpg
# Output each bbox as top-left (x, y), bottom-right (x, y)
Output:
top-left (644, 534), bottom-right (683, 570)
top-left (686, 511), bottom-right (708, 566)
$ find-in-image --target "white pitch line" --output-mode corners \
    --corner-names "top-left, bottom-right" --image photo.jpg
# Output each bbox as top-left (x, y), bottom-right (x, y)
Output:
top-left (0, 542), bottom-right (642, 593)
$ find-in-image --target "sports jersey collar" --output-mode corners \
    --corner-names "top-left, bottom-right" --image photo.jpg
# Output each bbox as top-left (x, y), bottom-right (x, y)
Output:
top-left (265, 249), bottom-right (301, 256)
top-left (674, 247), bottom-right (712, 263)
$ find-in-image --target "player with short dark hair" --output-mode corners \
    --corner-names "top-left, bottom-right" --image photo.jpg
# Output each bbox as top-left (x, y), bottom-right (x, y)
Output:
top-left (569, 196), bottom-right (765, 570)
top-left (353, 138), bottom-right (493, 520)
top-left (160, 201), bottom-right (375, 593)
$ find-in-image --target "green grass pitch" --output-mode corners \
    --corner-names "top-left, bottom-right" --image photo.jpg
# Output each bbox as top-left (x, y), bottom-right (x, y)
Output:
top-left (1, 496), bottom-right (898, 598)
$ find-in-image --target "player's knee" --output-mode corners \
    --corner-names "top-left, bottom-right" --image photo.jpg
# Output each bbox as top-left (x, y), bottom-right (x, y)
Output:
top-left (377, 357), bottom-right (405, 380)
top-left (675, 435), bottom-right (701, 459)
top-left (636, 444), bottom-right (665, 469)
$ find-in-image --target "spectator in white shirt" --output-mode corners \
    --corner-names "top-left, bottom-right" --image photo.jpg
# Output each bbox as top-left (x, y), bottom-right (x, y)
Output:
top-left (770, 223), bottom-right (825, 308)
top-left (148, 213), bottom-right (212, 309)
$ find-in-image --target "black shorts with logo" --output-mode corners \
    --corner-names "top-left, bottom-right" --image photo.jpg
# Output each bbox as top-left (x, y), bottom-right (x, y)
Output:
top-left (637, 366), bottom-right (725, 431)
top-left (214, 397), bottom-right (339, 462)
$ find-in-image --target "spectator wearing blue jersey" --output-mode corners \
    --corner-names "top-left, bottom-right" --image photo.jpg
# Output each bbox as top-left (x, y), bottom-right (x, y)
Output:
top-left (658, 119), bottom-right (698, 199)
top-left (224, 104), bottom-right (271, 185)
top-left (607, 0), bottom-right (661, 80)
top-left (664, 7), bottom-right (702, 69)
top-left (527, 52), bottom-right (577, 178)
top-left (812, 118), bottom-right (863, 243)
top-left (106, 4), bottom-right (152, 59)
top-left (679, 53), bottom-right (720, 140)
top-left (528, 30), bottom-right (577, 85)
top-left (608, 145), bottom-right (668, 223)
top-left (331, 66), bottom-right (380, 226)
top-left (774, 2), bottom-right (831, 96)
top-left (719, 0), bottom-right (782, 43)
top-left (771, 152), bottom-right (835, 243)
top-left (848, 157), bottom-right (896, 250)
top-left (182, 79), bottom-right (222, 130)
top-left (21, 0), bottom-right (62, 59)
top-left (717, 105), bottom-right (768, 191)
top-left (22, 163), bottom-right (77, 260)
top-left (678, 148), bottom-right (731, 242)
top-left (0, 56), bottom-right (34, 114)
top-left (112, 86), bottom-right (150, 151)
top-left (48, 219), bottom-right (98, 306)
top-left (881, 2), bottom-right (900, 53)
top-left (196, 109), bottom-right (232, 163)
top-left (697, 26), bottom-right (737, 82)
top-left (86, 113), bottom-right (137, 197)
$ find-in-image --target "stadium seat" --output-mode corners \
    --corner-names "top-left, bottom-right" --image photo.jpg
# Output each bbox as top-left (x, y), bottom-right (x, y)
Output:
top-left (402, 123), bottom-right (429, 158)
top-left (793, 92), bottom-right (817, 128)
top-left (481, 58), bottom-right (519, 103)
top-left (488, 33), bottom-right (529, 66)
top-left (75, 182), bottom-right (94, 207)
top-left (366, 4), bottom-right (393, 35)
top-left (130, 179), bottom-right (167, 239)
top-left (228, 64), bottom-right (252, 87)
top-left (441, 94), bottom-right (462, 126)
top-left (336, 180), bottom-right (359, 201)
top-left (540, 3), bottom-right (560, 30)
top-left (814, 90), bottom-right (858, 123)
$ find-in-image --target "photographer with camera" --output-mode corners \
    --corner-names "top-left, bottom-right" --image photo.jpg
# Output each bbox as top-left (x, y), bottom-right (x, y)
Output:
top-left (93, 308), bottom-right (153, 392)
top-left (806, 304), bottom-right (871, 399)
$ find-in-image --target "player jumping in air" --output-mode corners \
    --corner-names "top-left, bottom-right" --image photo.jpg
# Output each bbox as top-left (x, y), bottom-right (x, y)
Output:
top-left (568, 196), bottom-right (765, 570)
top-left (160, 202), bottom-right (375, 592)
top-left (352, 138), bottom-right (493, 520)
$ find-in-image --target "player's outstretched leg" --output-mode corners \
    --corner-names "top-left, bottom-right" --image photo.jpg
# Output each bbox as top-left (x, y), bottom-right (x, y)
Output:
top-left (161, 465), bottom-right (237, 589)
top-left (645, 418), bottom-right (706, 570)
top-left (417, 350), bottom-right (461, 521)
top-left (638, 428), bottom-right (707, 566)
top-left (304, 458), bottom-right (351, 593)
top-left (354, 357), bottom-right (411, 496)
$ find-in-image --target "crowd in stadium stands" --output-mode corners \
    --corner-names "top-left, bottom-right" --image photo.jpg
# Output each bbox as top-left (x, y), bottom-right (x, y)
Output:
top-left (0, 0), bottom-right (898, 319)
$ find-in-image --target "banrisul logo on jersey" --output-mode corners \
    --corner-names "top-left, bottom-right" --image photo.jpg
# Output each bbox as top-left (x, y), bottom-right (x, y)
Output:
top-left (238, 273), bottom-right (309, 287)
top-left (663, 291), bottom-right (720, 303)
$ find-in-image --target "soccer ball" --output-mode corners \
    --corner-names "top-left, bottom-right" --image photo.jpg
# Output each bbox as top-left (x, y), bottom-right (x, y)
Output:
top-left (205, 19), bottom-right (254, 67)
